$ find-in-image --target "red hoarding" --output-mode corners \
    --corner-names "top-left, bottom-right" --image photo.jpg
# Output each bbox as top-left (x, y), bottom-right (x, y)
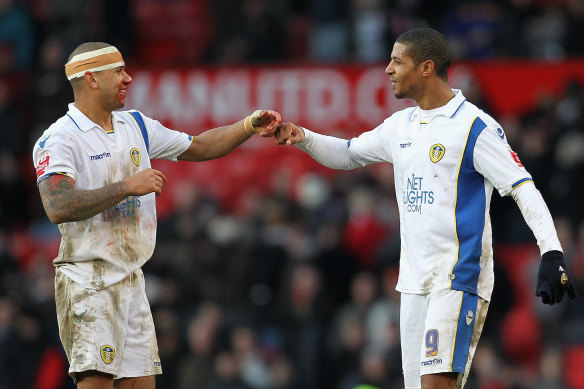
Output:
top-left (121, 61), bottom-right (584, 217)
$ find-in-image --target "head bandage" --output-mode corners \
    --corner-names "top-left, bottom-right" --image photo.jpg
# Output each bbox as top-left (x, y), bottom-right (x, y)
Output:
top-left (65, 46), bottom-right (124, 80)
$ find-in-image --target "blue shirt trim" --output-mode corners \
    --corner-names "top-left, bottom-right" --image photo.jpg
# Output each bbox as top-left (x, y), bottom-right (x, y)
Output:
top-left (129, 111), bottom-right (149, 153)
top-left (66, 114), bottom-right (82, 132)
top-left (37, 172), bottom-right (71, 185)
top-left (451, 117), bottom-right (487, 294)
top-left (450, 98), bottom-right (467, 118)
top-left (512, 178), bottom-right (533, 189)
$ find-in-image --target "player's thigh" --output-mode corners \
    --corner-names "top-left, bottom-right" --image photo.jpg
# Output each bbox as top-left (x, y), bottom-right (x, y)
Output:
top-left (422, 290), bottom-right (487, 380)
top-left (114, 375), bottom-right (155, 389)
top-left (116, 269), bottom-right (161, 379)
top-left (400, 293), bottom-right (428, 389)
top-left (55, 270), bottom-right (127, 380)
top-left (76, 370), bottom-right (114, 389)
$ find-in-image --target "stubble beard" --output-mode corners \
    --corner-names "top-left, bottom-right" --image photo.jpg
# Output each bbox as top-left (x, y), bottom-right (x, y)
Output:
top-left (393, 88), bottom-right (406, 99)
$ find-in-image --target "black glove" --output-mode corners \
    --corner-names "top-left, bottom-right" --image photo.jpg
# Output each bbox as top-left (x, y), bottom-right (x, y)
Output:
top-left (536, 250), bottom-right (577, 305)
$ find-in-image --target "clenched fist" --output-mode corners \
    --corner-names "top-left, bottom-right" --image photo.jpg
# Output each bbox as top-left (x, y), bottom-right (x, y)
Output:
top-left (275, 122), bottom-right (305, 145)
top-left (124, 168), bottom-right (167, 196)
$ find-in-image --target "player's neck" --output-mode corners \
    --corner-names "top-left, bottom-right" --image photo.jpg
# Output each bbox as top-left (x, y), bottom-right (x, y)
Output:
top-left (417, 81), bottom-right (454, 111)
top-left (75, 99), bottom-right (114, 133)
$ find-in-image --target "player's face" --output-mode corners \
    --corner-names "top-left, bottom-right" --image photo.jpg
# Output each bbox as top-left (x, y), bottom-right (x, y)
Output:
top-left (385, 42), bottom-right (422, 100)
top-left (95, 66), bottom-right (132, 111)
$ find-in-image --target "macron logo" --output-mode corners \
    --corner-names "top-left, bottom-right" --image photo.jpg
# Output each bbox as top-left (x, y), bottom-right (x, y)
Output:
top-left (91, 152), bottom-right (111, 160)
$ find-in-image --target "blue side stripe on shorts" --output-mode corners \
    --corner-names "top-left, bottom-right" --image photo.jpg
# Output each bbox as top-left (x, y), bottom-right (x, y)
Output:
top-left (451, 292), bottom-right (479, 372)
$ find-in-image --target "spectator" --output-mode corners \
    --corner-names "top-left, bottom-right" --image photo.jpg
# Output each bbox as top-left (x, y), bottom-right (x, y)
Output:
top-left (307, 0), bottom-right (350, 62)
top-left (176, 303), bottom-right (223, 389)
top-left (231, 326), bottom-right (272, 389)
top-left (350, 0), bottom-right (389, 63)
top-left (442, 0), bottom-right (502, 59)
top-left (0, 0), bottom-right (35, 70)
top-left (533, 346), bottom-right (570, 389)
top-left (206, 352), bottom-right (252, 389)
top-left (326, 272), bottom-right (377, 386)
top-left (338, 346), bottom-right (395, 389)
top-left (275, 263), bottom-right (326, 388)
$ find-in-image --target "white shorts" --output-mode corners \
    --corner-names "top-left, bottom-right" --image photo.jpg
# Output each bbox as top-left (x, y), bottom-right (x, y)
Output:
top-left (400, 289), bottom-right (488, 389)
top-left (55, 267), bottom-right (162, 380)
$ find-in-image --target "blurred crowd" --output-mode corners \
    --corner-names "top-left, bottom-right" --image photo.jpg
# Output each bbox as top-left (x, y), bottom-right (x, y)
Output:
top-left (2, 0), bottom-right (584, 388)
top-left (2, 0), bottom-right (584, 70)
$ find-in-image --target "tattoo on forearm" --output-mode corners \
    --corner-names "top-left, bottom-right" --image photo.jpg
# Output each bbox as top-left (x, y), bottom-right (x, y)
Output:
top-left (39, 176), bottom-right (129, 223)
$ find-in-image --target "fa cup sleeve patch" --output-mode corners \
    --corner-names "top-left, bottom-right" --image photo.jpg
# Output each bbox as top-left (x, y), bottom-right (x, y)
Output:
top-left (36, 151), bottom-right (51, 178)
top-left (508, 148), bottom-right (523, 167)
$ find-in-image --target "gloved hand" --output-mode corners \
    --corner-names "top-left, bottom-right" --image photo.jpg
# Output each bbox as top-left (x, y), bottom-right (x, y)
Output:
top-left (536, 250), bottom-right (577, 305)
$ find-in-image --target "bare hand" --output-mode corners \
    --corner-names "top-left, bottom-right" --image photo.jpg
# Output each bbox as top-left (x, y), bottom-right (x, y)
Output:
top-left (124, 168), bottom-right (167, 196)
top-left (275, 122), bottom-right (305, 145)
top-left (251, 110), bottom-right (282, 137)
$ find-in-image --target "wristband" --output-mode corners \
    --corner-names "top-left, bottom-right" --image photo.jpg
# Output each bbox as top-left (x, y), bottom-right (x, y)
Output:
top-left (244, 115), bottom-right (256, 136)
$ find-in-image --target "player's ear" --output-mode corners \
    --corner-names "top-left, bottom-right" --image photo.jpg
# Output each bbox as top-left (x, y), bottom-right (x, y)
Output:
top-left (84, 71), bottom-right (99, 89)
top-left (420, 60), bottom-right (435, 78)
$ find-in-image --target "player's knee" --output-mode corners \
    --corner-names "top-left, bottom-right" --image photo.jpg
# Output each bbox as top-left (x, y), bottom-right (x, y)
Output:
top-left (76, 370), bottom-right (114, 389)
top-left (421, 372), bottom-right (458, 389)
top-left (114, 375), bottom-right (156, 389)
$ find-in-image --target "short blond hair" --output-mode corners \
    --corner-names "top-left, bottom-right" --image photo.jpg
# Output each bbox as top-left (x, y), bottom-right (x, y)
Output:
top-left (66, 42), bottom-right (121, 91)
top-left (67, 42), bottom-right (114, 63)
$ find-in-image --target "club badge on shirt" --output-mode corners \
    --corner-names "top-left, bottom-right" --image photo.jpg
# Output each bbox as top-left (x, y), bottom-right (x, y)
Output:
top-left (429, 144), bottom-right (445, 163)
top-left (130, 148), bottom-right (141, 167)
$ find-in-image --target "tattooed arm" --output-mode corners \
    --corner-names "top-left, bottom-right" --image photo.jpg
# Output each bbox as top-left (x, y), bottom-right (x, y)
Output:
top-left (38, 168), bottom-right (168, 224)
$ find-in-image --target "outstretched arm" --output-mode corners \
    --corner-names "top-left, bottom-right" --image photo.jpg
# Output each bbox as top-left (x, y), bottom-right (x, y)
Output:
top-left (38, 169), bottom-right (167, 224)
top-left (275, 122), bottom-right (365, 170)
top-left (178, 110), bottom-right (281, 162)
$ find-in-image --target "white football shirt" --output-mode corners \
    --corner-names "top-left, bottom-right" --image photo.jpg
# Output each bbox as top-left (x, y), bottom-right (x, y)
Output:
top-left (32, 103), bottom-right (192, 289)
top-left (301, 90), bottom-right (541, 301)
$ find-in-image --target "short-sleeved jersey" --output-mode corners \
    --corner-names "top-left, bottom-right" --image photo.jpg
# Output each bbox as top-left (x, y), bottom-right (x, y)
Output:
top-left (347, 90), bottom-right (531, 301)
top-left (32, 103), bottom-right (192, 289)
